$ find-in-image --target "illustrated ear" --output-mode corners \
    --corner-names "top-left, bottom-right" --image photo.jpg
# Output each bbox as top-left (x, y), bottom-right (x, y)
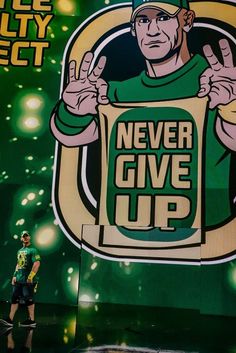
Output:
top-left (183, 10), bottom-right (195, 33)
top-left (183, 24), bottom-right (191, 32)
top-left (131, 22), bottom-right (136, 37)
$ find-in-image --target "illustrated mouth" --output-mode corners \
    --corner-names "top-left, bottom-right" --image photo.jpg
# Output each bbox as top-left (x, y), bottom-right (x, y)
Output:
top-left (145, 41), bottom-right (165, 47)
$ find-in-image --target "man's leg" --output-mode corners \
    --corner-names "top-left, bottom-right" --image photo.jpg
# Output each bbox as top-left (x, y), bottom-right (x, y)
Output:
top-left (19, 284), bottom-right (36, 327)
top-left (9, 283), bottom-right (21, 321)
top-left (9, 303), bottom-right (19, 321)
top-left (0, 284), bottom-right (20, 326)
top-left (27, 304), bottom-right (35, 321)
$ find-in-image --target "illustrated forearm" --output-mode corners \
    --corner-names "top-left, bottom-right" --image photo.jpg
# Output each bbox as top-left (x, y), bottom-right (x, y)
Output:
top-left (50, 113), bottom-right (98, 147)
top-left (50, 100), bottom-right (99, 146)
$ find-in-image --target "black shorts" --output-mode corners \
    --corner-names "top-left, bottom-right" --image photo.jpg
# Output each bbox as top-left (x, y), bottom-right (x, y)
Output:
top-left (11, 282), bottom-right (37, 306)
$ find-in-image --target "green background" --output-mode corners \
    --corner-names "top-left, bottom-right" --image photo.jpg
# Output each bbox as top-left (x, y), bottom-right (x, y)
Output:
top-left (0, 0), bottom-right (236, 316)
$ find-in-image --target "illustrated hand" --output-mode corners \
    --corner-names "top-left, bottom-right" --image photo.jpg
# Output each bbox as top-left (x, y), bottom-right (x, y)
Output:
top-left (27, 278), bottom-right (33, 284)
top-left (198, 39), bottom-right (236, 109)
top-left (11, 276), bottom-right (16, 285)
top-left (62, 52), bottom-right (109, 116)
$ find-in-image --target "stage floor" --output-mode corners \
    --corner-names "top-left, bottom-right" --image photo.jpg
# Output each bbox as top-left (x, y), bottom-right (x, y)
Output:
top-left (0, 301), bottom-right (235, 353)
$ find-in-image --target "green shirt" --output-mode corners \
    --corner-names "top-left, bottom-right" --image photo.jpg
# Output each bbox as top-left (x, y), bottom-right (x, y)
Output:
top-left (55, 54), bottom-right (233, 228)
top-left (16, 246), bottom-right (41, 283)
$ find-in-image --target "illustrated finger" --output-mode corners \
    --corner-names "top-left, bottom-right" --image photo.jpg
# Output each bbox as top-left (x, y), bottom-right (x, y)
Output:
top-left (219, 38), bottom-right (234, 68)
top-left (203, 44), bottom-right (223, 71)
top-left (97, 78), bottom-right (109, 104)
top-left (89, 56), bottom-right (107, 82)
top-left (79, 52), bottom-right (94, 80)
top-left (68, 60), bottom-right (77, 82)
top-left (198, 69), bottom-right (212, 97)
top-left (208, 84), bottom-right (221, 109)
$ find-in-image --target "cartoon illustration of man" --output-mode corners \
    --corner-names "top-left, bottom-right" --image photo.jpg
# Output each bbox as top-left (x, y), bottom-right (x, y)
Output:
top-left (50, 0), bottom-right (236, 255)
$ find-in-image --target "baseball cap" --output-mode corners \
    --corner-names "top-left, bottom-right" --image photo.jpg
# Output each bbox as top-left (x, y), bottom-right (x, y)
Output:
top-left (21, 230), bottom-right (30, 237)
top-left (131, 0), bottom-right (189, 21)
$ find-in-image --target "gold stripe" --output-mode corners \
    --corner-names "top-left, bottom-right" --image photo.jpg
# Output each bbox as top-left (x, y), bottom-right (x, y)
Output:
top-left (191, 1), bottom-right (236, 26)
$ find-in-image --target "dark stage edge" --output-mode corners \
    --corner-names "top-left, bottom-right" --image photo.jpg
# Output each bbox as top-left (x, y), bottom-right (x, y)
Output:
top-left (0, 301), bottom-right (236, 353)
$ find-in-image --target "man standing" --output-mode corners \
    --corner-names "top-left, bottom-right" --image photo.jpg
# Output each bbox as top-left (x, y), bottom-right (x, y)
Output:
top-left (0, 231), bottom-right (41, 328)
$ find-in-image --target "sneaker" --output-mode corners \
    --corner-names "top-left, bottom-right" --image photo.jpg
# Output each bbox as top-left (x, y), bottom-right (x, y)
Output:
top-left (0, 318), bottom-right (13, 327)
top-left (19, 319), bottom-right (36, 328)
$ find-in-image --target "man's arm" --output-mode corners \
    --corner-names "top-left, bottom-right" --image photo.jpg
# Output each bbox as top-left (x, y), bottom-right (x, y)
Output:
top-left (12, 264), bottom-right (19, 285)
top-left (27, 261), bottom-right (40, 284)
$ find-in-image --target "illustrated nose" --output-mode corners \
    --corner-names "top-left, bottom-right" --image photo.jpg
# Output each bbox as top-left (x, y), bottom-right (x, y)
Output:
top-left (147, 19), bottom-right (160, 36)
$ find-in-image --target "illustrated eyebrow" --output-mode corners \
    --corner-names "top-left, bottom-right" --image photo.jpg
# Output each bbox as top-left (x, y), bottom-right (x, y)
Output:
top-left (136, 14), bottom-right (148, 18)
top-left (156, 11), bottom-right (167, 16)
top-left (136, 11), bottom-right (168, 19)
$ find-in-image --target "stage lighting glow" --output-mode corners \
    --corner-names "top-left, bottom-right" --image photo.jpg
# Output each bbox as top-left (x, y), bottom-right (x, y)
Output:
top-left (228, 265), bottom-right (236, 290)
top-left (27, 193), bottom-right (36, 201)
top-left (68, 267), bottom-right (73, 274)
top-left (23, 116), bottom-right (41, 130)
top-left (57, 0), bottom-right (75, 14)
top-left (90, 262), bottom-right (97, 271)
top-left (71, 273), bottom-right (78, 293)
top-left (37, 228), bottom-right (55, 246)
top-left (16, 219), bottom-right (25, 226)
top-left (24, 95), bottom-right (43, 110)
top-left (33, 224), bottom-right (62, 254)
top-left (67, 318), bottom-right (76, 336)
top-left (35, 227), bottom-right (55, 245)
top-left (63, 336), bottom-right (69, 344)
top-left (86, 333), bottom-right (94, 344)
top-left (80, 294), bottom-right (91, 303)
top-left (21, 199), bottom-right (28, 206)
top-left (62, 263), bottom-right (79, 301)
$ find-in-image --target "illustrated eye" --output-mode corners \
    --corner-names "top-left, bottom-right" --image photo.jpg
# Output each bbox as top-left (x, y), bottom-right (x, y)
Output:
top-left (158, 15), bottom-right (170, 21)
top-left (138, 18), bottom-right (150, 24)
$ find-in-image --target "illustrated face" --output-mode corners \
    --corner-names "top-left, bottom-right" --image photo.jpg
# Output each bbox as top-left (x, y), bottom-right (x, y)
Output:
top-left (133, 8), bottom-right (184, 61)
